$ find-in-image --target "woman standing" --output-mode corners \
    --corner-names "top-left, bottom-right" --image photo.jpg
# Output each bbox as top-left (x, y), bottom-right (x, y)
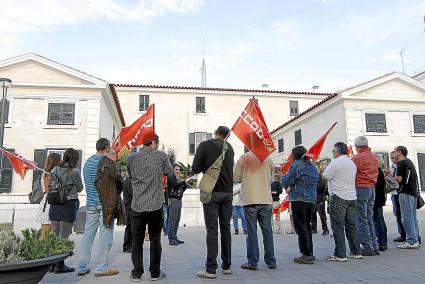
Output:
top-left (373, 154), bottom-right (387, 251)
top-left (35, 153), bottom-right (62, 237)
top-left (49, 148), bottom-right (83, 273)
top-left (281, 146), bottom-right (319, 265)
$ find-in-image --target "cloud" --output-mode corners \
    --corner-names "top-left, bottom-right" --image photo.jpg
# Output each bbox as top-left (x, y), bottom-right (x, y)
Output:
top-left (0, 0), bottom-right (204, 57)
top-left (271, 18), bottom-right (302, 50)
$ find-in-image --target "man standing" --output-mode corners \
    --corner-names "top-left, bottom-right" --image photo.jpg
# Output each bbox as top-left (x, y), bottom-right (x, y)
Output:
top-left (192, 126), bottom-right (234, 279)
top-left (323, 142), bottom-right (362, 262)
top-left (352, 136), bottom-right (379, 256)
top-left (271, 175), bottom-right (283, 234)
top-left (234, 150), bottom-right (276, 270)
top-left (393, 146), bottom-right (420, 249)
top-left (389, 151), bottom-right (406, 243)
top-left (167, 164), bottom-right (187, 246)
top-left (77, 138), bottom-right (121, 277)
top-left (127, 135), bottom-right (173, 281)
top-left (312, 165), bottom-right (329, 236)
top-left (122, 170), bottom-right (133, 253)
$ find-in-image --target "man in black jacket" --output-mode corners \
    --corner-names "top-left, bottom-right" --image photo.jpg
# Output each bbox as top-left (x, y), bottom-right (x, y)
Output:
top-left (312, 166), bottom-right (329, 236)
top-left (167, 164), bottom-right (187, 246)
top-left (122, 170), bottom-right (133, 253)
top-left (192, 126), bottom-right (234, 279)
top-left (271, 176), bottom-right (283, 234)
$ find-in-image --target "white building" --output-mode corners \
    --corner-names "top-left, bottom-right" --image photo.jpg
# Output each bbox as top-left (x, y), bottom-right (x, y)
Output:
top-left (0, 54), bottom-right (125, 203)
top-left (112, 84), bottom-right (330, 165)
top-left (271, 72), bottom-right (425, 191)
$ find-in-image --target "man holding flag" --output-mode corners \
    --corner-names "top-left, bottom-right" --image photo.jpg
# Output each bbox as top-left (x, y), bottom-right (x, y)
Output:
top-left (232, 98), bottom-right (277, 270)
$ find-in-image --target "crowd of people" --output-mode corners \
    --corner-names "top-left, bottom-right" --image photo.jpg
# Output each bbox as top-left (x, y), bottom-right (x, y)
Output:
top-left (34, 126), bottom-right (422, 281)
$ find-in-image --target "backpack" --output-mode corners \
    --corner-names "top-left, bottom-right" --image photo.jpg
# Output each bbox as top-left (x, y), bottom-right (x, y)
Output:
top-left (47, 168), bottom-right (72, 205)
top-left (29, 176), bottom-right (44, 204)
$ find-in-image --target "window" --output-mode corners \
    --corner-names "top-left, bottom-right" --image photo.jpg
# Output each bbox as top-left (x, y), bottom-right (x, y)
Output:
top-left (294, 129), bottom-right (302, 146)
top-left (278, 138), bottom-right (284, 153)
top-left (289, 101), bottom-right (299, 116)
top-left (413, 115), bottom-right (425, 134)
top-left (47, 103), bottom-right (75, 125)
top-left (196, 97), bottom-right (206, 113)
top-left (0, 99), bottom-right (10, 124)
top-left (112, 125), bottom-right (116, 141)
top-left (189, 132), bottom-right (212, 154)
top-left (139, 95), bottom-right (149, 111)
top-left (365, 113), bottom-right (387, 133)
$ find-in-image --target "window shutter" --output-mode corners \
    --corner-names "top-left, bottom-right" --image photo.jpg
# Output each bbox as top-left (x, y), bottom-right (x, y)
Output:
top-left (189, 133), bottom-right (195, 154)
top-left (0, 148), bottom-right (14, 193)
top-left (33, 149), bottom-right (47, 186)
top-left (413, 115), bottom-right (425, 134)
top-left (207, 133), bottom-right (212, 140)
top-left (295, 130), bottom-right (302, 146)
top-left (278, 139), bottom-right (284, 153)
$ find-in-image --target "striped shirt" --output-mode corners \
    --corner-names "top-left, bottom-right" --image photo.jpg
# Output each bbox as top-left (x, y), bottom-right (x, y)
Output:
top-left (127, 147), bottom-right (173, 212)
top-left (83, 154), bottom-right (102, 206)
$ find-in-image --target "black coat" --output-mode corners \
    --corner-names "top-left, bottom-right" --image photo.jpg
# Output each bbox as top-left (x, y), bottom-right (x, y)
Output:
top-left (374, 167), bottom-right (386, 209)
top-left (271, 181), bottom-right (283, 202)
top-left (123, 177), bottom-right (133, 210)
top-left (316, 173), bottom-right (328, 202)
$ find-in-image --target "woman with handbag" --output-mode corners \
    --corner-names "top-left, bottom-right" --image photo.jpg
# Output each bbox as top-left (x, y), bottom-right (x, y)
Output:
top-left (373, 154), bottom-right (388, 251)
top-left (49, 148), bottom-right (84, 273)
top-left (35, 153), bottom-right (62, 238)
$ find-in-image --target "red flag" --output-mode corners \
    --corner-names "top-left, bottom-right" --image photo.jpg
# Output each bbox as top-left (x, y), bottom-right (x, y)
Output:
top-left (272, 196), bottom-right (290, 214)
top-left (279, 122), bottom-right (338, 173)
top-left (347, 145), bottom-right (354, 158)
top-left (305, 122), bottom-right (338, 159)
top-left (232, 98), bottom-right (275, 163)
top-left (280, 154), bottom-right (293, 174)
top-left (112, 104), bottom-right (155, 159)
top-left (0, 148), bottom-right (36, 179)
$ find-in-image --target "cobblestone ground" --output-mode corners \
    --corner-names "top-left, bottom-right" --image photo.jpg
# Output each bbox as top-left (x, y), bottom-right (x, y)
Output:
top-left (41, 208), bottom-right (425, 284)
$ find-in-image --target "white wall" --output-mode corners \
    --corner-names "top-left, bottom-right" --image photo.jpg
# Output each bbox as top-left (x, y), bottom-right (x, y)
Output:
top-left (272, 100), bottom-right (347, 163)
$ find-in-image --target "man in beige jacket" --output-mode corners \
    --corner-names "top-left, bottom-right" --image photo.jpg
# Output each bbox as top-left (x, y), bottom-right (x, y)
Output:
top-left (234, 150), bottom-right (276, 270)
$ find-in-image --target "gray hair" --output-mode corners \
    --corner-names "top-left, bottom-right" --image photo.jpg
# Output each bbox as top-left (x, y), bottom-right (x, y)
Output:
top-left (374, 153), bottom-right (384, 168)
top-left (354, 136), bottom-right (368, 147)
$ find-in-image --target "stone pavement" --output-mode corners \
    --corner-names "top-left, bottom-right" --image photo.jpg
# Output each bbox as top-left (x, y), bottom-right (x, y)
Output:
top-left (40, 208), bottom-right (425, 284)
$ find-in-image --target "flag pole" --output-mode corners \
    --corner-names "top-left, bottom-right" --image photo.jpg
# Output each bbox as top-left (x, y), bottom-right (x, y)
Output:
top-left (0, 147), bottom-right (47, 174)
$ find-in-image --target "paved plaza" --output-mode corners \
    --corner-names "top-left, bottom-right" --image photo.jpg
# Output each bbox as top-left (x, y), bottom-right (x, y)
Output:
top-left (40, 208), bottom-right (425, 284)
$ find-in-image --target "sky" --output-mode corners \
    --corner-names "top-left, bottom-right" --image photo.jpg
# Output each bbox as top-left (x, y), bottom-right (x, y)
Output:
top-left (1, 0), bottom-right (424, 92)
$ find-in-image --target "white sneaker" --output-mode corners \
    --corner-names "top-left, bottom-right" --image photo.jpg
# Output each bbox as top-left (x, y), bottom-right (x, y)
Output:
top-left (348, 254), bottom-right (363, 259)
top-left (222, 268), bottom-right (232, 275)
top-left (327, 255), bottom-right (348, 262)
top-left (398, 242), bottom-right (419, 249)
top-left (197, 271), bottom-right (217, 279)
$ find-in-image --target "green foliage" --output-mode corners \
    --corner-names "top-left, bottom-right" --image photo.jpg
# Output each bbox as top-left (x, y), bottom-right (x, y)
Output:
top-left (20, 229), bottom-right (74, 260)
top-left (0, 229), bottom-right (74, 264)
top-left (0, 230), bottom-right (24, 264)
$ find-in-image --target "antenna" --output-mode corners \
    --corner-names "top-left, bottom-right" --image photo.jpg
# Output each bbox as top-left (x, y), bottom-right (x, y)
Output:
top-left (400, 48), bottom-right (405, 73)
top-left (201, 35), bottom-right (207, 87)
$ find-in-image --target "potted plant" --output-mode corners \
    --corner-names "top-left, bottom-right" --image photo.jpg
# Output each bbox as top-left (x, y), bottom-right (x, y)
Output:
top-left (0, 229), bottom-right (74, 284)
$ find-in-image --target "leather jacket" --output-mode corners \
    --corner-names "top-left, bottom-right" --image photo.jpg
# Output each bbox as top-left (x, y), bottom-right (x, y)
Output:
top-left (95, 156), bottom-right (124, 226)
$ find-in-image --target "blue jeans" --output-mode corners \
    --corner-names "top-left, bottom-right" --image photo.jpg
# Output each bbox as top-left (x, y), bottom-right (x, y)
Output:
top-left (373, 207), bottom-right (387, 248)
top-left (355, 187), bottom-right (378, 250)
top-left (77, 205), bottom-right (114, 273)
top-left (168, 198), bottom-right (182, 240)
top-left (243, 204), bottom-right (276, 266)
top-left (399, 193), bottom-right (419, 245)
top-left (162, 204), bottom-right (169, 235)
top-left (232, 206), bottom-right (247, 231)
top-left (330, 195), bottom-right (361, 257)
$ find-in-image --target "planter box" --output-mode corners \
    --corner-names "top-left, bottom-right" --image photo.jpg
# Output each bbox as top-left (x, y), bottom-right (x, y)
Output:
top-left (0, 253), bottom-right (70, 284)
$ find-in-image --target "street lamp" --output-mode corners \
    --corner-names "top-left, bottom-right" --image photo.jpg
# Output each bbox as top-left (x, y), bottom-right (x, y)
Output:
top-left (0, 78), bottom-right (12, 149)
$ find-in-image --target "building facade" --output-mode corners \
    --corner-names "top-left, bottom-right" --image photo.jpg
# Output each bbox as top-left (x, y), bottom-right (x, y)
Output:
top-left (0, 54), bottom-right (125, 203)
top-left (271, 72), bottom-right (425, 191)
top-left (112, 84), bottom-right (330, 166)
